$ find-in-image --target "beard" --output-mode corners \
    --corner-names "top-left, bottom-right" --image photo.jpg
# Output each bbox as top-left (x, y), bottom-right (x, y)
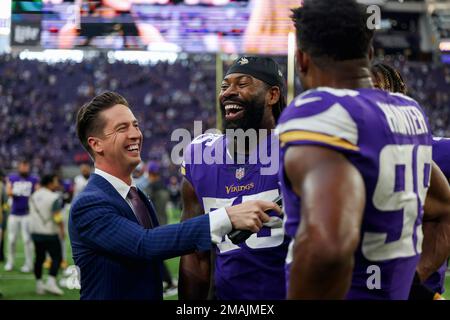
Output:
top-left (19, 171), bottom-right (29, 178)
top-left (221, 95), bottom-right (266, 132)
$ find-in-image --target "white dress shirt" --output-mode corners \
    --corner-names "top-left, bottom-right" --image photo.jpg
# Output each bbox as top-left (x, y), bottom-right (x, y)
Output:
top-left (94, 168), bottom-right (232, 244)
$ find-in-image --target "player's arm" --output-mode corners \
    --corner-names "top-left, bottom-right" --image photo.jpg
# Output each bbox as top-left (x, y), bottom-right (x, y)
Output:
top-left (178, 178), bottom-right (211, 300)
top-left (417, 162), bottom-right (450, 282)
top-left (285, 146), bottom-right (365, 299)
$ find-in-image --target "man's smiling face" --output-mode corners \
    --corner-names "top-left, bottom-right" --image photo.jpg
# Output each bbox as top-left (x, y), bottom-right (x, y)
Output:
top-left (219, 73), bottom-right (269, 131)
top-left (97, 104), bottom-right (143, 172)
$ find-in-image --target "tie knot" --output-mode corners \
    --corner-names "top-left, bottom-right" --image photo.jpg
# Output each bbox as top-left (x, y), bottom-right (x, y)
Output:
top-left (128, 187), bottom-right (139, 200)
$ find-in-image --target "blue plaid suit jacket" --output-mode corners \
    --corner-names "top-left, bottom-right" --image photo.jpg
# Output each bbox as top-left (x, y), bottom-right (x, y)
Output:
top-left (69, 173), bottom-right (211, 300)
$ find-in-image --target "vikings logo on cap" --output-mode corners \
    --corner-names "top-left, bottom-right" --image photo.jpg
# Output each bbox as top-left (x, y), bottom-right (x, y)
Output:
top-left (226, 56), bottom-right (285, 91)
top-left (238, 57), bottom-right (249, 65)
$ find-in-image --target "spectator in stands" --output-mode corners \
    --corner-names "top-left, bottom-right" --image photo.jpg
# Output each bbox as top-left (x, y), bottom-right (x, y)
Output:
top-left (0, 55), bottom-right (447, 175)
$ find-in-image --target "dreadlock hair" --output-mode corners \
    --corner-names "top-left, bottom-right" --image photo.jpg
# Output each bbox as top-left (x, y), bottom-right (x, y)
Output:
top-left (261, 82), bottom-right (287, 123)
top-left (371, 63), bottom-right (408, 94)
top-left (272, 91), bottom-right (287, 122)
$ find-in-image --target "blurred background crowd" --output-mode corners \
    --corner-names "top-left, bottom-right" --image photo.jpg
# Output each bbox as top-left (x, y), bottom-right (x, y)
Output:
top-left (0, 54), bottom-right (448, 178)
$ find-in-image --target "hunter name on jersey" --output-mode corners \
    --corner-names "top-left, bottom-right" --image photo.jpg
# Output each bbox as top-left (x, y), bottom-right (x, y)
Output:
top-left (377, 102), bottom-right (429, 135)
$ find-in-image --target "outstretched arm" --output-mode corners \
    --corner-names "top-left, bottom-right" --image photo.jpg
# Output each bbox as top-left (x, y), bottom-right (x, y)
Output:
top-left (285, 146), bottom-right (365, 299)
top-left (71, 185), bottom-right (278, 265)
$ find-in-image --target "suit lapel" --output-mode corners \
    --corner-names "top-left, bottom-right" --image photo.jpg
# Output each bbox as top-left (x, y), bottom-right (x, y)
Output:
top-left (90, 174), bottom-right (140, 224)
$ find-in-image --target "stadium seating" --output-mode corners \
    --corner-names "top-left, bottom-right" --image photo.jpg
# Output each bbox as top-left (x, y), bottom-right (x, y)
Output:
top-left (0, 54), bottom-right (448, 175)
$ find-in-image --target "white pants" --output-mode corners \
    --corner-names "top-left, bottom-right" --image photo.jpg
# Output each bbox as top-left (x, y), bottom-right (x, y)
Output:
top-left (7, 214), bottom-right (33, 269)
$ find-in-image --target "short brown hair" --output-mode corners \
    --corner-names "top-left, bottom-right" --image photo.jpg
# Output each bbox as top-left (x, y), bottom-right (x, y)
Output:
top-left (76, 91), bottom-right (129, 157)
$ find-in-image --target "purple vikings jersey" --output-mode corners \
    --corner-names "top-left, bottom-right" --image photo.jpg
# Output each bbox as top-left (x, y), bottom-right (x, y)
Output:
top-left (423, 137), bottom-right (450, 294)
top-left (181, 133), bottom-right (289, 300)
top-left (276, 87), bottom-right (433, 300)
top-left (8, 173), bottom-right (39, 216)
top-left (432, 137), bottom-right (450, 180)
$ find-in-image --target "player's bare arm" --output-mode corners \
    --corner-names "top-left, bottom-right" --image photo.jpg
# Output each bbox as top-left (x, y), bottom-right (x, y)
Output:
top-left (418, 162), bottom-right (450, 282)
top-left (285, 146), bottom-right (365, 299)
top-left (179, 177), bottom-right (211, 300)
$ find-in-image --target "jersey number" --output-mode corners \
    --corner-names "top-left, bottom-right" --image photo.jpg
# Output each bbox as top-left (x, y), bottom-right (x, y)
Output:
top-left (362, 144), bottom-right (432, 261)
top-left (203, 190), bottom-right (284, 253)
top-left (12, 181), bottom-right (33, 197)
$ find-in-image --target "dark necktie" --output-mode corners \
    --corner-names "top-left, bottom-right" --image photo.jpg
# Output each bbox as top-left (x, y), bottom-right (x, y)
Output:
top-left (127, 187), bottom-right (153, 229)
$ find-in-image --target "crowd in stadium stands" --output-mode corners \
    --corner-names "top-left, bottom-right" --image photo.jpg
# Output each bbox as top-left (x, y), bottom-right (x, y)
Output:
top-left (0, 54), bottom-right (217, 180)
top-left (392, 59), bottom-right (450, 137)
top-left (0, 54), bottom-right (448, 178)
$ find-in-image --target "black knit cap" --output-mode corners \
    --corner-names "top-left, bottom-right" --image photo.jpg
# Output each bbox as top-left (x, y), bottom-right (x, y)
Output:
top-left (225, 56), bottom-right (285, 91)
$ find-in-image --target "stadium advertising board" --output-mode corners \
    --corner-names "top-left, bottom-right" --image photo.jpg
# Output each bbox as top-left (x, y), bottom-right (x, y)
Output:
top-left (11, 1), bottom-right (42, 46)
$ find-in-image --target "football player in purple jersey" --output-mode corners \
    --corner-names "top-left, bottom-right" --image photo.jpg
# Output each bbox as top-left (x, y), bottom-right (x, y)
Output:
top-left (179, 56), bottom-right (289, 300)
top-left (277, 0), bottom-right (450, 299)
top-left (371, 62), bottom-right (450, 299)
top-left (5, 159), bottom-right (40, 272)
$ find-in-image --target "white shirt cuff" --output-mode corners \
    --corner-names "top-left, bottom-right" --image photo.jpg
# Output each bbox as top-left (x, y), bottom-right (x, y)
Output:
top-left (208, 207), bottom-right (232, 244)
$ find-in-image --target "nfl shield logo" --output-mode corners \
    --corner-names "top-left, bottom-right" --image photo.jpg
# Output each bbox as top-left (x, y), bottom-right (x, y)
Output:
top-left (235, 167), bottom-right (245, 180)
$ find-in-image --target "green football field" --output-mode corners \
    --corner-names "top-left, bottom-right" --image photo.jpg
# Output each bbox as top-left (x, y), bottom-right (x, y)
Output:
top-left (0, 230), bottom-right (181, 300)
top-left (0, 208), bottom-right (181, 300)
top-left (0, 207), bottom-right (449, 300)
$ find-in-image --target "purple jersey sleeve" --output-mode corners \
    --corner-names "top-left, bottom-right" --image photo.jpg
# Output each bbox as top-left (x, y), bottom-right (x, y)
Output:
top-left (432, 137), bottom-right (450, 180)
top-left (276, 88), bottom-right (362, 156)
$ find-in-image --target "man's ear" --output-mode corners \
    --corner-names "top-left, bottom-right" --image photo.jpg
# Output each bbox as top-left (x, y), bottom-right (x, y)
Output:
top-left (296, 49), bottom-right (309, 75)
top-left (87, 136), bottom-right (103, 155)
top-left (267, 86), bottom-right (281, 106)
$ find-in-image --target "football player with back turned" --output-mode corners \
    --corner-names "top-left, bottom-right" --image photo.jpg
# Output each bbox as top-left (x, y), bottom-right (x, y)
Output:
top-left (277, 0), bottom-right (450, 299)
